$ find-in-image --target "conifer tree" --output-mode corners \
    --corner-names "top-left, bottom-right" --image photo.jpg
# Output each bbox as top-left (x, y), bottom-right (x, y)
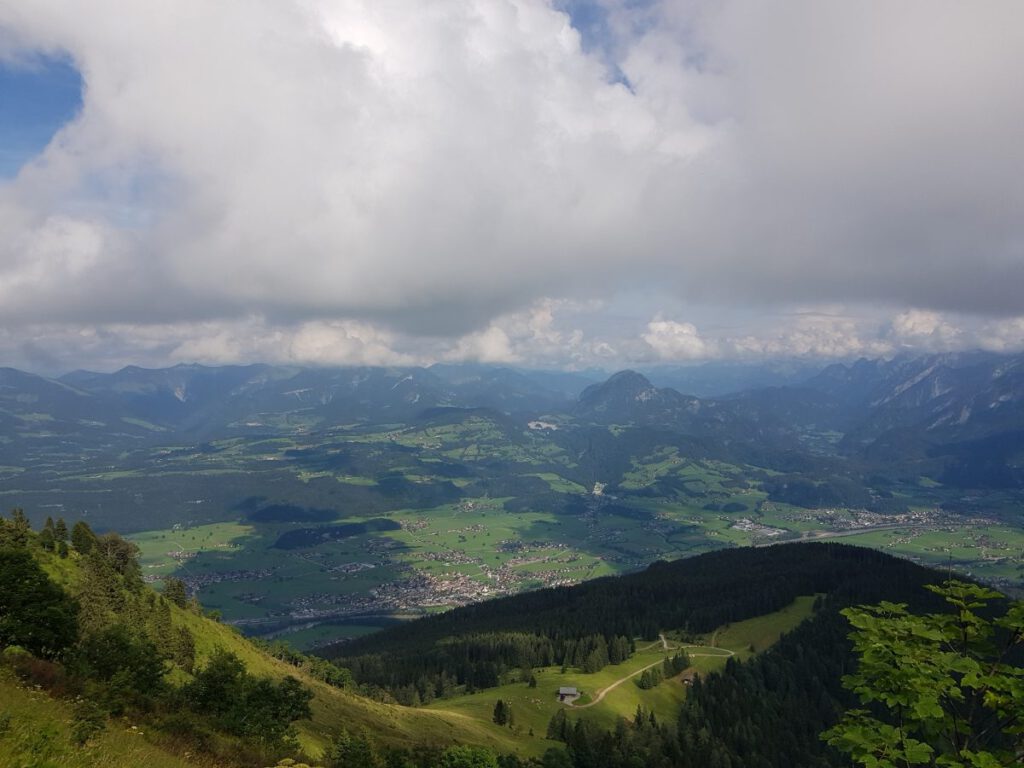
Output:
top-left (71, 520), bottom-right (97, 554)
top-left (0, 548), bottom-right (78, 657)
top-left (6, 508), bottom-right (30, 547)
top-left (163, 577), bottom-right (189, 608)
top-left (38, 517), bottom-right (55, 551)
top-left (492, 698), bottom-right (509, 726)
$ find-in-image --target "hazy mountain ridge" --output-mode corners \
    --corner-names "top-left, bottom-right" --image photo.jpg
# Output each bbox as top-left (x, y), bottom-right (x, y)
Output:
top-left (3, 351), bottom-right (1024, 489)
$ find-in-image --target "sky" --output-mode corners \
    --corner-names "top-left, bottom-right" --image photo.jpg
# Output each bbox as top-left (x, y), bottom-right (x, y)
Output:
top-left (1, 0), bottom-right (1023, 374)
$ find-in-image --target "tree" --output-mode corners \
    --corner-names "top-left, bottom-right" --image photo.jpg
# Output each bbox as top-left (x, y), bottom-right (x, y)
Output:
top-left (0, 548), bottom-right (78, 657)
top-left (185, 649), bottom-right (313, 746)
top-left (93, 533), bottom-right (142, 583)
top-left (492, 699), bottom-right (510, 726)
top-left (326, 728), bottom-right (383, 768)
top-left (163, 577), bottom-right (189, 608)
top-left (437, 745), bottom-right (499, 768)
top-left (71, 521), bottom-right (97, 554)
top-left (173, 626), bottom-right (196, 672)
top-left (74, 623), bottom-right (168, 713)
top-left (39, 518), bottom-right (55, 551)
top-left (823, 580), bottom-right (1024, 768)
top-left (547, 709), bottom-right (569, 741)
top-left (1, 508), bottom-right (30, 547)
top-left (75, 548), bottom-right (126, 636)
top-left (53, 518), bottom-right (68, 544)
top-left (635, 666), bottom-right (663, 690)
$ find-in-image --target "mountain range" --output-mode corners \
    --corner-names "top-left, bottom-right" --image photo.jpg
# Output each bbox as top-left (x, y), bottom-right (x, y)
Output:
top-left (3, 351), bottom-right (1024, 489)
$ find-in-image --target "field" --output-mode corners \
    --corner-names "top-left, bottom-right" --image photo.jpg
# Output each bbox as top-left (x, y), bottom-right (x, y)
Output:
top-left (818, 523), bottom-right (1024, 586)
top-left (1, 407), bottom-right (1017, 649)
top-left (113, 421), bottom-right (1021, 649)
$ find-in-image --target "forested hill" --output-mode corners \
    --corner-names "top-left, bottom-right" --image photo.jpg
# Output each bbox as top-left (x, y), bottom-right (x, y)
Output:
top-left (319, 542), bottom-right (976, 768)
top-left (325, 543), bottom-right (947, 695)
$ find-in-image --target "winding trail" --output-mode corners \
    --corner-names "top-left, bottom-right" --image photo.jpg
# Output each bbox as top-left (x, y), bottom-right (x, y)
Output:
top-left (568, 634), bottom-right (734, 709)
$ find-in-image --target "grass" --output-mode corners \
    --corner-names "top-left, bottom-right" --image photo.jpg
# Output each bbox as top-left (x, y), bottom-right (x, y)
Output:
top-left (708, 595), bottom-right (818, 660)
top-left (29, 545), bottom-right (543, 761)
top-left (131, 522), bottom-right (255, 582)
top-left (530, 473), bottom-right (587, 494)
top-left (0, 672), bottom-right (218, 768)
top-left (121, 417), bottom-right (169, 432)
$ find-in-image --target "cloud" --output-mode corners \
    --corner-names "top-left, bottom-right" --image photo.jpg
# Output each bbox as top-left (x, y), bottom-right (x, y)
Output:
top-left (974, 318), bottom-right (1024, 355)
top-left (172, 319), bottom-right (417, 368)
top-left (1, 1), bottom-right (1023, 369)
top-left (888, 310), bottom-right (963, 351)
top-left (729, 312), bottom-right (893, 360)
top-left (642, 319), bottom-right (710, 360)
top-left (6, 303), bottom-right (1024, 376)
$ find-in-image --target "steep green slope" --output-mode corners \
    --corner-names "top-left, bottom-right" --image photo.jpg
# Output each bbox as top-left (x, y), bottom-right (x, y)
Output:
top-left (0, 672), bottom-right (213, 768)
top-left (0, 517), bottom-right (533, 765)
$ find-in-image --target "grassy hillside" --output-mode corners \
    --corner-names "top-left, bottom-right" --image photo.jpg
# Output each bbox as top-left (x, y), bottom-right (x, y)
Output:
top-left (13, 546), bottom-right (818, 763)
top-left (24, 539), bottom-right (528, 761)
top-left (0, 671), bottom-right (212, 768)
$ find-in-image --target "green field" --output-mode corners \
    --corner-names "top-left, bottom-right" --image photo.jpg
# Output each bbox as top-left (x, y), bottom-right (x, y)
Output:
top-left (7, 407), bottom-right (1017, 649)
top-left (819, 524), bottom-right (1024, 589)
top-left (133, 521), bottom-right (256, 582)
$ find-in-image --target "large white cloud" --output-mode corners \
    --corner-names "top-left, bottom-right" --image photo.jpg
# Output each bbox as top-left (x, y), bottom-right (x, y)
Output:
top-left (1, 1), bottom-right (1023, 369)
top-left (642, 318), bottom-right (710, 359)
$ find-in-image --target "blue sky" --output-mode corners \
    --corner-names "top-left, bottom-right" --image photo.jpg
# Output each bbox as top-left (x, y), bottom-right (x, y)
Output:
top-left (0, 1), bottom-right (1023, 374)
top-left (0, 54), bottom-right (81, 177)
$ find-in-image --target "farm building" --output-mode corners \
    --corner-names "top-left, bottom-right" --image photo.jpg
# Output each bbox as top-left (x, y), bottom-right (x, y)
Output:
top-left (558, 686), bottom-right (578, 702)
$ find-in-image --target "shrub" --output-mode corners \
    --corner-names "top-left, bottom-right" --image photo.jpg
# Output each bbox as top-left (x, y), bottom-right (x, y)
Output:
top-left (70, 698), bottom-right (106, 746)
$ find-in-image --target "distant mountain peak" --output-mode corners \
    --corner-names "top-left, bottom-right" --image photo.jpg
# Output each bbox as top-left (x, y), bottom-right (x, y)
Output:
top-left (578, 370), bottom-right (656, 406)
top-left (575, 369), bottom-right (695, 423)
top-left (605, 369), bottom-right (654, 389)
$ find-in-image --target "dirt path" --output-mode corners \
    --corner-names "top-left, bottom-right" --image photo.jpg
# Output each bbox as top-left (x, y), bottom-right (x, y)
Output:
top-left (568, 634), bottom-right (733, 709)
top-left (569, 656), bottom-right (668, 709)
top-left (681, 645), bottom-right (734, 657)
top-left (637, 633), bottom-right (675, 652)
